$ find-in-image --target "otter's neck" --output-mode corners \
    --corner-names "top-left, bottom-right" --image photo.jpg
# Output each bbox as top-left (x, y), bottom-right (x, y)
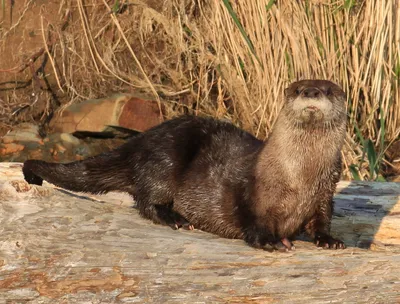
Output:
top-left (256, 113), bottom-right (346, 183)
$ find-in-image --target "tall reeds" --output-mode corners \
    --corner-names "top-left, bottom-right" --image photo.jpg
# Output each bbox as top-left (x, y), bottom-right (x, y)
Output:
top-left (6, 0), bottom-right (399, 180)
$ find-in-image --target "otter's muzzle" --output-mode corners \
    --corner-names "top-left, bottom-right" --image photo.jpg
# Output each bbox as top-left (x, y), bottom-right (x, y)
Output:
top-left (301, 105), bottom-right (324, 122)
top-left (292, 87), bottom-right (333, 123)
top-left (301, 87), bottom-right (321, 98)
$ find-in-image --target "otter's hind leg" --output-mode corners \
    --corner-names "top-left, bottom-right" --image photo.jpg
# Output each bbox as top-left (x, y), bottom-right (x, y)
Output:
top-left (243, 225), bottom-right (295, 252)
top-left (136, 200), bottom-right (194, 230)
top-left (154, 204), bottom-right (194, 230)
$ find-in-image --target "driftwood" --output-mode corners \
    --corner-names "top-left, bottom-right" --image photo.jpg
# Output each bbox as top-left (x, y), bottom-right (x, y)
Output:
top-left (0, 162), bottom-right (400, 303)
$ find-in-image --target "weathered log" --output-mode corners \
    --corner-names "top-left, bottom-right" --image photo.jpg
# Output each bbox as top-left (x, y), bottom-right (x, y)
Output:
top-left (0, 162), bottom-right (400, 303)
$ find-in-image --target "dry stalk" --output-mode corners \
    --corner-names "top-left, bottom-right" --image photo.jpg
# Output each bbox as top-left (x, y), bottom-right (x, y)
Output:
top-left (2, 0), bottom-right (398, 179)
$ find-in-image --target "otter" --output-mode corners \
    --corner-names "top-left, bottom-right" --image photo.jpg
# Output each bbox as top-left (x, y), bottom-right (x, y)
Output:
top-left (23, 79), bottom-right (347, 251)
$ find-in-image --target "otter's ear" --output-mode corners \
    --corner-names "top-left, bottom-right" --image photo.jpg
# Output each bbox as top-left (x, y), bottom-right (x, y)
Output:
top-left (284, 87), bottom-right (290, 97)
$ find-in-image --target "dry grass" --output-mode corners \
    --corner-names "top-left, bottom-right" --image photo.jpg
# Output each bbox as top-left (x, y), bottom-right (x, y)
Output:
top-left (1, 0), bottom-right (399, 180)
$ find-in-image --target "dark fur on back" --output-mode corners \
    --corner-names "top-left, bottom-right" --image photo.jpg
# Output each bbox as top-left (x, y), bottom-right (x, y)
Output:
top-left (23, 79), bottom-right (347, 251)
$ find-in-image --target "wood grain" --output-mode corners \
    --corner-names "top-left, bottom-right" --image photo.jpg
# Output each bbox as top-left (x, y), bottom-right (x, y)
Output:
top-left (1, 162), bottom-right (399, 303)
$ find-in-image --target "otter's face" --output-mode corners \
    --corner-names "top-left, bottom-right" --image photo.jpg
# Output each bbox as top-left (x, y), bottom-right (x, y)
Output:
top-left (284, 80), bottom-right (346, 125)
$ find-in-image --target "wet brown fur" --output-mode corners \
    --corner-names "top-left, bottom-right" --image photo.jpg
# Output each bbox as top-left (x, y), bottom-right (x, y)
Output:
top-left (23, 79), bottom-right (347, 251)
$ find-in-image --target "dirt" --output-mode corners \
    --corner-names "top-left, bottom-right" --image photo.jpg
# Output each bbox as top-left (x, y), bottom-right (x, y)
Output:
top-left (0, 0), bottom-right (69, 137)
top-left (0, 0), bottom-right (170, 139)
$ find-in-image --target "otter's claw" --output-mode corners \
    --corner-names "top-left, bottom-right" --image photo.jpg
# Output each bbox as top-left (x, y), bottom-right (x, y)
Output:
top-left (173, 220), bottom-right (194, 231)
top-left (315, 233), bottom-right (346, 249)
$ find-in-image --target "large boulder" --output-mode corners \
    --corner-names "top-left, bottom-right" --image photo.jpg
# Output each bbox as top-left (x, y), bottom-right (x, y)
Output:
top-left (49, 94), bottom-right (163, 134)
top-left (0, 94), bottom-right (163, 163)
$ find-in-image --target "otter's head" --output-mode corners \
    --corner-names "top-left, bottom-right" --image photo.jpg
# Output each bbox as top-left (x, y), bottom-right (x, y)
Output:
top-left (283, 80), bottom-right (346, 127)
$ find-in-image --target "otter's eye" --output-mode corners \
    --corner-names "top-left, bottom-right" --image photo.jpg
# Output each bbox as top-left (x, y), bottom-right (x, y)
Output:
top-left (295, 88), bottom-right (301, 95)
top-left (326, 87), bottom-right (332, 96)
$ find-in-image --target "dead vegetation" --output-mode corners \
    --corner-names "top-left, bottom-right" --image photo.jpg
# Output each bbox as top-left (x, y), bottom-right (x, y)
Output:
top-left (0, 0), bottom-right (399, 180)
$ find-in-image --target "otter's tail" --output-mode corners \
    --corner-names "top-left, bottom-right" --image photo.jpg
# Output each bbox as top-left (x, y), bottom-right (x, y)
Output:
top-left (23, 150), bottom-right (131, 194)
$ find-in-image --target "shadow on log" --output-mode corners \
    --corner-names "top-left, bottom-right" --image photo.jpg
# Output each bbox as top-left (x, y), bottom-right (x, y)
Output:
top-left (1, 163), bottom-right (400, 302)
top-left (334, 182), bottom-right (400, 249)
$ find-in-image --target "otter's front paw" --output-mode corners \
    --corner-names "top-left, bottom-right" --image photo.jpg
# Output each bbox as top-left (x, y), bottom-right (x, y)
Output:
top-left (245, 233), bottom-right (295, 252)
top-left (173, 220), bottom-right (194, 231)
top-left (263, 238), bottom-right (295, 252)
top-left (314, 233), bottom-right (345, 249)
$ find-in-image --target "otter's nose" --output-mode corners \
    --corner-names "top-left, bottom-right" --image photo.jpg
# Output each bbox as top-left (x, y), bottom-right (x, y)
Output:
top-left (302, 87), bottom-right (321, 98)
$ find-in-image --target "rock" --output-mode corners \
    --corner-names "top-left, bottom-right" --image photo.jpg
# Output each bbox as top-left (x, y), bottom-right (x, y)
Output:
top-left (59, 133), bottom-right (81, 146)
top-left (54, 143), bottom-right (67, 154)
top-left (1, 137), bottom-right (14, 144)
top-left (0, 123), bottom-right (43, 162)
top-left (0, 128), bottom-right (127, 164)
top-left (1, 123), bottom-right (42, 144)
top-left (0, 94), bottom-right (161, 165)
top-left (49, 94), bottom-right (163, 134)
top-left (46, 133), bottom-right (82, 153)
top-left (28, 149), bottom-right (43, 160)
top-left (0, 143), bottom-right (25, 155)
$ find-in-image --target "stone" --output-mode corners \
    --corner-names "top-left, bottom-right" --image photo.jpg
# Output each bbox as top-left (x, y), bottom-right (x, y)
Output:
top-left (117, 96), bottom-right (163, 132)
top-left (0, 128), bottom-right (121, 164)
top-left (0, 124), bottom-right (42, 162)
top-left (0, 143), bottom-right (25, 155)
top-left (59, 133), bottom-right (81, 146)
top-left (54, 143), bottom-right (67, 154)
top-left (49, 94), bottom-right (163, 134)
top-left (1, 123), bottom-right (41, 144)
top-left (1, 137), bottom-right (14, 144)
top-left (28, 150), bottom-right (43, 160)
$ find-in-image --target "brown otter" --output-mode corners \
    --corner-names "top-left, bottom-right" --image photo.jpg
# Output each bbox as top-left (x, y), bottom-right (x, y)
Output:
top-left (22, 79), bottom-right (347, 251)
